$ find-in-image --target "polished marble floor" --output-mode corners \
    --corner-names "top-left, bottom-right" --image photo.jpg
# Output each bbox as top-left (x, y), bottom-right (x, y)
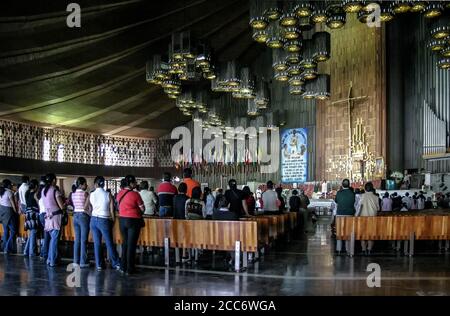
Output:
top-left (1, 218), bottom-right (450, 296)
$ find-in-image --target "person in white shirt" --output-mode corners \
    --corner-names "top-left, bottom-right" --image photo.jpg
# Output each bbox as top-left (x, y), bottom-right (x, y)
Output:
top-left (203, 187), bottom-right (215, 219)
top-left (402, 192), bottom-right (412, 210)
top-left (139, 181), bottom-right (158, 216)
top-left (18, 175), bottom-right (30, 214)
top-left (89, 176), bottom-right (120, 271)
top-left (261, 181), bottom-right (279, 214)
top-left (355, 182), bottom-right (380, 255)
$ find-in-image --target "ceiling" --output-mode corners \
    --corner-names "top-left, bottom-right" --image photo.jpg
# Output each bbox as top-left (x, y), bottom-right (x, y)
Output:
top-left (0, 0), bottom-right (263, 138)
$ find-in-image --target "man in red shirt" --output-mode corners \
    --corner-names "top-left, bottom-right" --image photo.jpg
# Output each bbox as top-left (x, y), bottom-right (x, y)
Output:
top-left (182, 168), bottom-right (200, 198)
top-left (156, 172), bottom-right (177, 217)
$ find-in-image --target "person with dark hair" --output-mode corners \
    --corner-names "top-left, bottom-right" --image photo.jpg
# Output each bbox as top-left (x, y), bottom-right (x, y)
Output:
top-left (224, 179), bottom-right (249, 218)
top-left (156, 172), bottom-right (177, 217)
top-left (36, 176), bottom-right (50, 259)
top-left (381, 192), bottom-right (392, 211)
top-left (261, 181), bottom-right (278, 214)
top-left (139, 181), bottom-right (158, 216)
top-left (289, 190), bottom-right (301, 212)
top-left (185, 186), bottom-right (205, 220)
top-left (275, 187), bottom-right (285, 213)
top-left (173, 183), bottom-right (189, 219)
top-left (411, 192), bottom-right (419, 210)
top-left (334, 179), bottom-right (355, 255)
top-left (72, 177), bottom-right (91, 268)
top-left (355, 182), bottom-right (379, 255)
top-left (90, 176), bottom-right (120, 271)
top-left (417, 191), bottom-right (426, 210)
top-left (203, 187), bottom-right (215, 219)
top-left (182, 167), bottom-right (200, 198)
top-left (425, 196), bottom-right (433, 209)
top-left (242, 186), bottom-right (255, 215)
top-left (42, 173), bottom-right (65, 266)
top-left (116, 175), bottom-right (145, 275)
top-left (23, 179), bottom-right (39, 257)
top-left (0, 179), bottom-right (18, 254)
top-left (18, 175), bottom-right (30, 214)
top-left (299, 189), bottom-right (312, 231)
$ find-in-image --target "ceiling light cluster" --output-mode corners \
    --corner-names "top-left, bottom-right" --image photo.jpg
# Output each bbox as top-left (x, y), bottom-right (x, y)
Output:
top-left (428, 14), bottom-right (450, 70)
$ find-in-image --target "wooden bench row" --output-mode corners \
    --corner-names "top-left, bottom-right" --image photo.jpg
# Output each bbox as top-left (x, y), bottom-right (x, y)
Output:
top-left (336, 215), bottom-right (450, 256)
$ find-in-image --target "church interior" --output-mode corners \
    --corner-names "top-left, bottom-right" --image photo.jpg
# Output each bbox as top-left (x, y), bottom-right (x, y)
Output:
top-left (0, 0), bottom-right (449, 297)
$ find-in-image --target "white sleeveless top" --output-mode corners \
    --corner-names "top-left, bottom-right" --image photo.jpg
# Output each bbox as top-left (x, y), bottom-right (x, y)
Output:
top-left (90, 188), bottom-right (111, 218)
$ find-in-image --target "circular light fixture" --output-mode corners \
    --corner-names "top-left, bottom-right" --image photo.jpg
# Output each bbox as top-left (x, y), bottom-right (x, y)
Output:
top-left (284, 40), bottom-right (302, 52)
top-left (432, 26), bottom-right (450, 39)
top-left (294, 2), bottom-right (314, 17)
top-left (252, 30), bottom-right (269, 43)
top-left (313, 32), bottom-right (331, 62)
top-left (286, 52), bottom-right (301, 64)
top-left (264, 5), bottom-right (282, 21)
top-left (283, 27), bottom-right (300, 40)
top-left (289, 75), bottom-right (304, 86)
top-left (311, 9), bottom-right (328, 23)
top-left (301, 68), bottom-right (318, 80)
top-left (289, 84), bottom-right (305, 95)
top-left (410, 1), bottom-right (428, 12)
top-left (249, 16), bottom-right (269, 30)
top-left (288, 65), bottom-right (302, 76)
top-left (300, 58), bottom-right (317, 69)
top-left (392, 1), bottom-right (411, 14)
top-left (380, 5), bottom-right (395, 22)
top-left (327, 13), bottom-right (346, 29)
top-left (280, 12), bottom-right (298, 26)
top-left (274, 71), bottom-right (289, 82)
top-left (441, 46), bottom-right (450, 58)
top-left (342, 0), bottom-right (364, 13)
top-left (273, 61), bottom-right (288, 71)
top-left (428, 39), bottom-right (447, 51)
top-left (437, 58), bottom-right (450, 69)
top-left (423, 3), bottom-right (443, 18)
top-left (204, 72), bottom-right (216, 80)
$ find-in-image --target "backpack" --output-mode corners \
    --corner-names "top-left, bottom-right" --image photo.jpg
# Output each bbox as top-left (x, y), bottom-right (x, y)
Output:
top-left (186, 199), bottom-right (203, 217)
top-left (214, 194), bottom-right (230, 211)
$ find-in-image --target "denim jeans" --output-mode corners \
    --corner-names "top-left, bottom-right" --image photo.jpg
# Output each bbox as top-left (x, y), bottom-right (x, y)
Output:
top-left (90, 216), bottom-right (120, 269)
top-left (24, 228), bottom-right (37, 256)
top-left (73, 212), bottom-right (90, 267)
top-left (2, 216), bottom-right (17, 253)
top-left (119, 217), bottom-right (142, 273)
top-left (159, 206), bottom-right (172, 217)
top-left (47, 229), bottom-right (60, 266)
top-left (39, 213), bottom-right (50, 259)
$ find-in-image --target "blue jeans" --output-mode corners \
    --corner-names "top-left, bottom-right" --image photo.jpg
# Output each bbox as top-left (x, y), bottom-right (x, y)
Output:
top-left (39, 213), bottom-right (50, 259)
top-left (2, 216), bottom-right (17, 253)
top-left (73, 212), bottom-right (90, 267)
top-left (24, 228), bottom-right (37, 256)
top-left (47, 230), bottom-right (60, 266)
top-left (159, 206), bottom-right (172, 217)
top-left (90, 217), bottom-right (120, 269)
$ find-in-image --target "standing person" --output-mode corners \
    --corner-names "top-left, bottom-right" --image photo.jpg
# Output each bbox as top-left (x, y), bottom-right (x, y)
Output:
top-left (402, 192), bottom-right (412, 210)
top-left (116, 175), bottom-right (145, 275)
top-left (299, 189), bottom-right (312, 232)
top-left (411, 192), bottom-right (419, 210)
top-left (23, 179), bottom-right (40, 257)
top-left (139, 181), bottom-right (158, 216)
top-left (381, 192), bottom-right (393, 211)
top-left (391, 192), bottom-right (402, 211)
top-left (18, 176), bottom-right (30, 214)
top-left (89, 176), bottom-right (120, 271)
top-left (36, 177), bottom-right (50, 260)
top-left (185, 187), bottom-right (205, 220)
top-left (242, 186), bottom-right (255, 216)
top-left (203, 187), bottom-right (215, 219)
top-left (355, 182), bottom-right (380, 255)
top-left (182, 168), bottom-right (200, 198)
top-left (334, 179), bottom-right (355, 255)
top-left (0, 179), bottom-right (18, 254)
top-left (224, 179), bottom-right (249, 218)
top-left (72, 177), bottom-right (91, 268)
top-left (173, 183), bottom-right (189, 219)
top-left (289, 190), bottom-right (301, 212)
top-left (417, 192), bottom-right (426, 210)
top-left (156, 172), bottom-right (177, 217)
top-left (275, 187), bottom-right (286, 213)
top-left (42, 174), bottom-right (65, 267)
top-left (261, 181), bottom-right (278, 215)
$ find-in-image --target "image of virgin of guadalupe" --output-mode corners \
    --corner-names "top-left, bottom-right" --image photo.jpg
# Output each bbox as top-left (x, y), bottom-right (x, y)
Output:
top-left (290, 130), bottom-right (299, 154)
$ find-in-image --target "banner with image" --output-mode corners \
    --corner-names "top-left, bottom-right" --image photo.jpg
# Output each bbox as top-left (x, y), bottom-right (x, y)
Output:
top-left (281, 128), bottom-right (308, 183)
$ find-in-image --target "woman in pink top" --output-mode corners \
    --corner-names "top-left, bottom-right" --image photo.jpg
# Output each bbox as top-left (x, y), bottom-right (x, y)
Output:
top-left (71, 177), bottom-right (91, 268)
top-left (42, 173), bottom-right (65, 267)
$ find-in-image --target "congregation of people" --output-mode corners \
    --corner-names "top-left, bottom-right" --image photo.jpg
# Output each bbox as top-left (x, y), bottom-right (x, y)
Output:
top-left (0, 168), bottom-right (313, 274)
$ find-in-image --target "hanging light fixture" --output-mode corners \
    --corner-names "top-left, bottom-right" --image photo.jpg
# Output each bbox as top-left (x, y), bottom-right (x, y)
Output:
top-left (441, 46), bottom-right (450, 58)
top-left (273, 49), bottom-right (289, 71)
top-left (289, 75), bottom-right (304, 86)
top-left (313, 32), bottom-right (331, 62)
top-left (283, 26), bottom-right (301, 40)
top-left (247, 99), bottom-right (259, 116)
top-left (298, 16), bottom-right (314, 31)
top-left (286, 52), bottom-right (301, 64)
top-left (302, 79), bottom-right (316, 99)
top-left (431, 16), bottom-right (450, 39)
top-left (278, 109), bottom-right (287, 127)
top-left (287, 64), bottom-right (302, 76)
top-left (423, 2), bottom-right (443, 18)
top-left (300, 40), bottom-right (317, 69)
top-left (342, 0), bottom-right (364, 13)
top-left (301, 68), bottom-right (318, 80)
top-left (219, 61), bottom-right (240, 90)
top-left (284, 39), bottom-right (302, 52)
top-left (263, 0), bottom-right (283, 21)
top-left (233, 67), bottom-right (255, 99)
top-left (438, 58), bottom-right (450, 69)
top-left (326, 3), bottom-right (346, 29)
top-left (274, 70), bottom-right (289, 82)
top-left (289, 84), bottom-right (305, 95)
top-left (311, 1), bottom-right (328, 24)
top-left (249, 0), bottom-right (268, 30)
top-left (315, 74), bottom-right (331, 100)
top-left (146, 55), bottom-right (169, 85)
top-left (380, 3), bottom-right (395, 22)
top-left (428, 39), bottom-right (447, 51)
top-left (266, 111), bottom-right (278, 130)
top-left (255, 80), bottom-right (270, 109)
top-left (294, 2), bottom-right (314, 17)
top-left (280, 1), bottom-right (298, 27)
top-left (410, 1), bottom-right (428, 12)
top-left (253, 29), bottom-right (269, 43)
top-left (392, 0), bottom-right (411, 14)
top-left (266, 21), bottom-right (284, 48)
